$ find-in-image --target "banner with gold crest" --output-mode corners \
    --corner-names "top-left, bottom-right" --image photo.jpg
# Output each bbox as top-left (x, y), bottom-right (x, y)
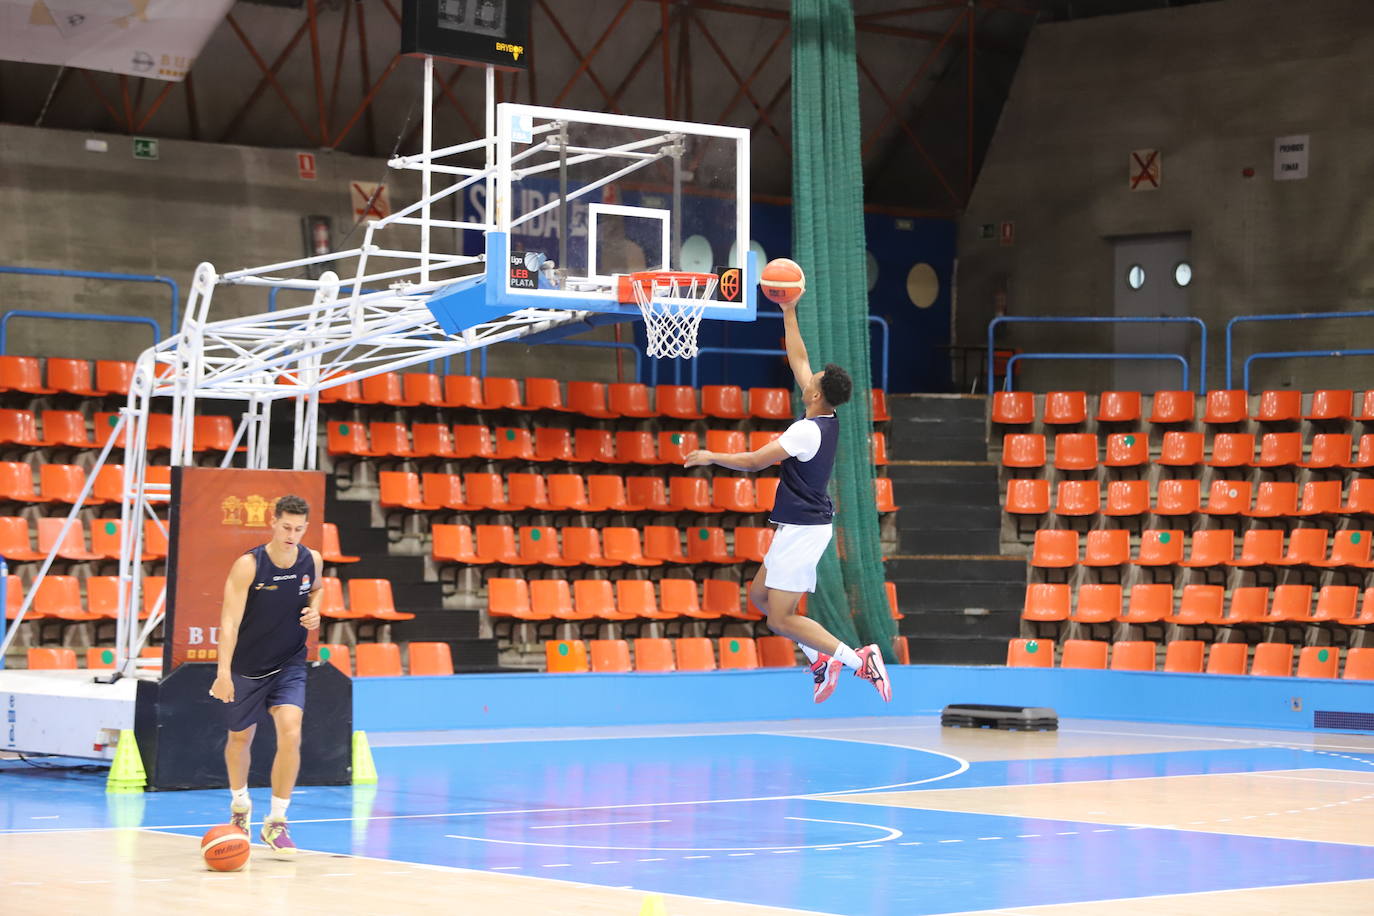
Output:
top-left (166, 467), bottom-right (326, 671)
top-left (0, 0), bottom-right (234, 81)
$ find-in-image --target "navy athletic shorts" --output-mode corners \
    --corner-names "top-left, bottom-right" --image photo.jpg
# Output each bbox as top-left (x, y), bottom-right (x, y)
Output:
top-left (224, 663), bottom-right (307, 732)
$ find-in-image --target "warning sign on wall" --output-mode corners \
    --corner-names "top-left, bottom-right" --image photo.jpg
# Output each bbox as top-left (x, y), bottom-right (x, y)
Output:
top-left (1274, 135), bottom-right (1309, 181)
top-left (297, 152), bottom-right (317, 181)
top-left (1130, 149), bottom-right (1160, 191)
top-left (350, 181), bottom-right (390, 220)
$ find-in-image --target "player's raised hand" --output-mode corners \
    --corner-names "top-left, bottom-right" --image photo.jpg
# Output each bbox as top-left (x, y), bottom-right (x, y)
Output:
top-left (683, 449), bottom-right (714, 468)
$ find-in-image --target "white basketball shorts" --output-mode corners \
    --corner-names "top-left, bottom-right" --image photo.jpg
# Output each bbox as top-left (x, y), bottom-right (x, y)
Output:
top-left (763, 523), bottom-right (834, 593)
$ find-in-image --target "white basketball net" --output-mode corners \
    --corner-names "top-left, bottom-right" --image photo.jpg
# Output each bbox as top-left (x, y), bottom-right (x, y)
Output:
top-left (630, 272), bottom-right (718, 359)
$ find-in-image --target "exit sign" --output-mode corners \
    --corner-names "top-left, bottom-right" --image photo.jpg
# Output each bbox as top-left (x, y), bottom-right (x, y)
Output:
top-left (133, 137), bottom-right (159, 161)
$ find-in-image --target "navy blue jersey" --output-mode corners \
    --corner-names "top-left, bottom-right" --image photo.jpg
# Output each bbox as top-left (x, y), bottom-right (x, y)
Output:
top-left (770, 414), bottom-right (839, 526)
top-left (231, 543), bottom-right (315, 677)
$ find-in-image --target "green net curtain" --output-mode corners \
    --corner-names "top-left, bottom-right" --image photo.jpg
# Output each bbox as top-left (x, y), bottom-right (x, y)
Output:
top-left (791, 0), bottom-right (896, 660)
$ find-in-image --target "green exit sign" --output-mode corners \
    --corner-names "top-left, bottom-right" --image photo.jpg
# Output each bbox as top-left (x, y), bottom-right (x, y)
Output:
top-left (133, 137), bottom-right (159, 160)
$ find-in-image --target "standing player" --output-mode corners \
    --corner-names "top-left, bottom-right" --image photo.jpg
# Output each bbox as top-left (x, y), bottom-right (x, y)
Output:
top-left (209, 495), bottom-right (323, 856)
top-left (684, 295), bottom-right (892, 704)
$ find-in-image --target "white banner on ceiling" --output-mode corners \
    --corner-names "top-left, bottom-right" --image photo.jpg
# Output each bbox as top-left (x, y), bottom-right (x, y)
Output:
top-left (0, 0), bottom-right (234, 81)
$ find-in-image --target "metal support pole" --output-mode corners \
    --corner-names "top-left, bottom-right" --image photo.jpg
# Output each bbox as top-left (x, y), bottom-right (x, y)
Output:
top-left (421, 55), bottom-right (434, 285)
top-left (558, 121), bottom-right (570, 274)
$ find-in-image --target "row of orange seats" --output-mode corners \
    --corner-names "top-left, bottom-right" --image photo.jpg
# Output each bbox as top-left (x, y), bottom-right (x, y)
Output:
top-left (1003, 431), bottom-right (1374, 472)
top-left (317, 578), bottom-right (415, 623)
top-left (1024, 582), bottom-right (1374, 628)
top-left (1031, 527), bottom-right (1374, 572)
top-left (435, 523), bottom-right (773, 567)
top-left (321, 372), bottom-right (891, 423)
top-left (26, 646), bottom-right (164, 669)
top-left (21, 642), bottom-right (453, 677)
top-left (1006, 477), bottom-right (1374, 520)
top-left (0, 463), bottom-right (172, 508)
top-left (0, 516), bottom-right (167, 563)
top-left (389, 472), bottom-right (783, 516)
top-left (0, 356), bottom-right (135, 398)
top-left (491, 577), bottom-right (758, 623)
top-left (1008, 637), bottom-right (1373, 679)
top-left (993, 389), bottom-right (1373, 428)
top-left (3, 574), bottom-right (165, 625)
top-left (0, 410), bottom-right (240, 452)
top-left (330, 423), bottom-right (891, 466)
top-left (545, 636), bottom-right (801, 672)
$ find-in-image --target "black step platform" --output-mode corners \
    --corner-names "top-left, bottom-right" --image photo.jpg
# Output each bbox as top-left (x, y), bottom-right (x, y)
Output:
top-left (940, 703), bottom-right (1058, 731)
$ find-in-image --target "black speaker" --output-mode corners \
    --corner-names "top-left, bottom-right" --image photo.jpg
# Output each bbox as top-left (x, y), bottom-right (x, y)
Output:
top-left (133, 662), bottom-right (352, 791)
top-left (401, 0), bottom-right (531, 70)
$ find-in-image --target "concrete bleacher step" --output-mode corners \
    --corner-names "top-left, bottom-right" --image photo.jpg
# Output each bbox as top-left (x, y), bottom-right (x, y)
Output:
top-left (890, 394), bottom-right (988, 461)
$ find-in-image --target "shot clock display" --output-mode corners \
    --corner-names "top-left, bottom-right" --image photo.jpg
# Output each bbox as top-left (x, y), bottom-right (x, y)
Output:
top-left (400, 0), bottom-right (531, 70)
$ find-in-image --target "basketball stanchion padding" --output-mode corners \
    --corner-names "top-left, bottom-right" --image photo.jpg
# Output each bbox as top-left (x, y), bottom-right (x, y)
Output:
top-left (941, 704), bottom-right (1059, 731)
top-left (618, 270), bottom-right (719, 359)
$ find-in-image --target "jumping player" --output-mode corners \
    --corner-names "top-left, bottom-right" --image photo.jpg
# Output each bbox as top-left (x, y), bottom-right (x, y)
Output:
top-left (684, 296), bottom-right (892, 704)
top-left (209, 494), bottom-right (323, 856)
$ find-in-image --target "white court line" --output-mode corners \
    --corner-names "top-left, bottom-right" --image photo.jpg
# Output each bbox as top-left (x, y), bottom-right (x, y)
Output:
top-left (1251, 772), bottom-right (1374, 787)
top-left (531, 819), bottom-right (669, 829)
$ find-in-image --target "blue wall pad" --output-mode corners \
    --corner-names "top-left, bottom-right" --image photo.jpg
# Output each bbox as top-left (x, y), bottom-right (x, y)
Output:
top-left (353, 666), bottom-right (1374, 734)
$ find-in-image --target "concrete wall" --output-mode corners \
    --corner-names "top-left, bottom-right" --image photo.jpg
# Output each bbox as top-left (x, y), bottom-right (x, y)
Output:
top-left (958, 0), bottom-right (1374, 393)
top-left (0, 123), bottom-right (620, 378)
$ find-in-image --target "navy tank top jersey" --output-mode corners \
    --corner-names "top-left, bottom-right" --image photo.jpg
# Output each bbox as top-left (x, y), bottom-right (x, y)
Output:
top-left (770, 413), bottom-right (839, 526)
top-left (232, 543), bottom-right (315, 677)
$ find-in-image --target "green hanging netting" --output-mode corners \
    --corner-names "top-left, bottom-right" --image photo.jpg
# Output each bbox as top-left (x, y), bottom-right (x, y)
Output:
top-left (791, 0), bottom-right (896, 661)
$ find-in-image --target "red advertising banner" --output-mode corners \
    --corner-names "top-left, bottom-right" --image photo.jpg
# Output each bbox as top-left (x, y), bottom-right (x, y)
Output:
top-left (165, 467), bottom-right (326, 671)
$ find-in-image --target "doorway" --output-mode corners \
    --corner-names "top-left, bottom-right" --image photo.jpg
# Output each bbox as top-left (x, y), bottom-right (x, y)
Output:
top-left (1112, 233), bottom-right (1193, 393)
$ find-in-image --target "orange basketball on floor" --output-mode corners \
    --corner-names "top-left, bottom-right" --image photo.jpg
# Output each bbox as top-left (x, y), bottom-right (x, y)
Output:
top-left (760, 258), bottom-right (806, 305)
top-left (201, 824), bottom-right (250, 872)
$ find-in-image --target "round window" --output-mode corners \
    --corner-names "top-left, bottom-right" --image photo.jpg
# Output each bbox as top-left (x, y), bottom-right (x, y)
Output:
top-left (1174, 261), bottom-right (1193, 287)
top-left (1126, 264), bottom-right (1146, 290)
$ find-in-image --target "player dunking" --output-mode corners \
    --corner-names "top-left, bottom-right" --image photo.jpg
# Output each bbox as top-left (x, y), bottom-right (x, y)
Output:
top-left (209, 495), bottom-right (324, 855)
top-left (684, 295), bottom-right (892, 703)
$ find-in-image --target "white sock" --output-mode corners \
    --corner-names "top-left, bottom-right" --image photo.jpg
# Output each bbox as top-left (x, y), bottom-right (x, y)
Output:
top-left (832, 643), bottom-right (863, 670)
top-left (230, 787), bottom-right (250, 809)
top-left (269, 795), bottom-right (290, 822)
top-left (799, 644), bottom-right (820, 665)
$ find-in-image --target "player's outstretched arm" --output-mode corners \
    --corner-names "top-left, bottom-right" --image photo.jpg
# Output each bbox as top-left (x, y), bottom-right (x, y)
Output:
top-left (683, 440), bottom-right (790, 472)
top-left (780, 300), bottom-right (813, 390)
top-left (211, 554), bottom-right (255, 703)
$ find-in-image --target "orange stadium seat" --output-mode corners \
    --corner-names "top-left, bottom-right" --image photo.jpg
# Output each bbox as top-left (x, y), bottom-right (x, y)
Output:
top-left (685, 526), bottom-right (732, 564)
top-left (1344, 478), bottom-right (1374, 514)
top-left (1263, 585), bottom-right (1313, 623)
top-left (1136, 529), bottom-right (1184, 569)
top-left (1006, 637), bottom-right (1054, 668)
top-left (1110, 641), bottom-right (1157, 672)
top-left (487, 578), bottom-right (538, 622)
top-left (755, 477), bottom-right (780, 513)
top-left (38, 517), bottom-right (102, 560)
top-left (94, 360), bottom-right (135, 397)
top-left (1275, 530), bottom-right (1327, 568)
top-left (1207, 433), bottom-right (1254, 468)
top-left (566, 381), bottom-right (615, 418)
top-left (407, 642), bottom-right (454, 676)
top-left (874, 477), bottom-right (899, 513)
top-left (662, 579), bottom-right (719, 620)
top-left (473, 524), bottom-right (526, 565)
top-left (586, 474), bottom-right (632, 513)
top-left (1256, 390), bottom-right (1301, 423)
top-left (1203, 389), bottom-right (1249, 425)
top-left (1022, 583), bottom-right (1070, 623)
top-left (1203, 478), bottom-right (1251, 516)
top-left (440, 375), bottom-right (484, 409)
top-left (493, 427), bottom-right (535, 461)
top-left (1054, 480), bottom-right (1099, 517)
top-left (1166, 584), bottom-right (1222, 627)
top-left (560, 528), bottom-right (618, 568)
top-left (1356, 393), bottom-right (1374, 423)
top-left (1255, 433), bottom-right (1303, 470)
top-left (1296, 480), bottom-right (1344, 517)
top-left (0, 356), bottom-right (54, 394)
top-left (453, 425), bottom-right (496, 460)
top-left (1070, 583), bottom-right (1121, 625)
top-left (669, 477), bottom-right (715, 513)
top-left (675, 637), bottom-right (717, 670)
top-left (34, 575), bottom-right (98, 622)
top-left (1296, 646), bottom-right (1339, 679)
top-left (348, 579), bottom-right (416, 622)
top-left (1250, 642), bottom-right (1294, 677)
top-left (1031, 529), bottom-right (1078, 569)
top-left (609, 383), bottom-right (655, 418)
top-left (749, 388), bottom-right (792, 421)
top-left (1104, 480), bottom-right (1150, 520)
top-left (1310, 585), bottom-right (1359, 624)
top-left (326, 422), bottom-right (381, 457)
top-left (702, 385), bottom-right (747, 419)
top-left (482, 377), bottom-right (523, 411)
top-left (28, 647), bottom-right (78, 670)
top-left (144, 414), bottom-right (175, 451)
top-left (412, 423), bottom-right (458, 459)
top-left (1060, 639), bottom-right (1108, 669)
top-left (615, 580), bottom-right (676, 621)
top-left (39, 411), bottom-right (94, 449)
top-left (658, 430), bottom-right (698, 465)
top-left (0, 516), bottom-right (43, 561)
top-left (870, 389), bottom-right (891, 423)
top-left (520, 526), bottom-right (571, 567)
top-left (643, 525), bottom-right (689, 564)
top-left (1307, 389), bottom-right (1353, 422)
top-left (545, 640), bottom-right (589, 673)
top-left (1154, 479), bottom-right (1201, 516)
top-left (45, 358), bottom-right (101, 397)
top-left (523, 378), bottom-right (567, 412)
top-left (991, 391), bottom-right (1034, 426)
top-left (421, 473), bottom-right (468, 511)
top-left (603, 527), bottom-right (660, 566)
top-left (1206, 642), bottom-right (1248, 675)
top-left (1247, 481), bottom-right (1298, 518)
top-left (547, 474), bottom-right (592, 512)
top-left (1218, 591), bottom-right (1267, 631)
top-left (1053, 434), bottom-right (1097, 471)
top-left (358, 372), bottom-right (404, 406)
top-left (656, 385), bottom-right (703, 420)
top-left (1343, 648), bottom-right (1374, 680)
top-left (1042, 391), bottom-right (1086, 426)
top-left (1006, 478), bottom-right (1051, 517)
top-left (93, 413), bottom-right (127, 448)
top-left (1148, 390), bottom-right (1194, 424)
top-left (533, 427), bottom-right (575, 463)
top-left (1096, 391), bottom-right (1141, 424)
top-left (732, 526), bottom-right (773, 563)
top-left (1163, 640), bottom-right (1205, 673)
top-left (1230, 529), bottom-right (1285, 568)
top-left (573, 428), bottom-right (617, 464)
top-left (705, 579), bottom-right (753, 620)
top-left (705, 429), bottom-right (747, 455)
top-left (712, 477), bottom-right (759, 514)
top-left (871, 432), bottom-right (889, 465)
top-left (315, 643), bottom-right (351, 675)
top-left (718, 637), bottom-right (758, 669)
top-left (1082, 528), bottom-right (1129, 569)
top-left (757, 635), bottom-right (799, 668)
top-left (461, 473), bottom-right (514, 512)
top-left (1315, 530), bottom-right (1373, 570)
top-left (355, 643), bottom-right (404, 677)
top-left (573, 579), bottom-right (633, 622)
top-left (1121, 583), bottom-right (1172, 626)
top-left (615, 430), bottom-right (658, 465)
top-left (0, 463), bottom-right (40, 503)
top-left (1104, 432), bottom-right (1148, 469)
top-left (1179, 529), bottom-right (1234, 570)
top-left (397, 372), bottom-right (444, 407)
top-left (590, 639), bottom-right (632, 673)
top-left (1158, 432), bottom-right (1203, 468)
top-left (634, 638), bottom-right (676, 672)
top-left (0, 409), bottom-right (43, 447)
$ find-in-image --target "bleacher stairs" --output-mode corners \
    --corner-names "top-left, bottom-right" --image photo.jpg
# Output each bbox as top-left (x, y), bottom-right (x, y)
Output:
top-left (888, 395), bottom-right (1021, 664)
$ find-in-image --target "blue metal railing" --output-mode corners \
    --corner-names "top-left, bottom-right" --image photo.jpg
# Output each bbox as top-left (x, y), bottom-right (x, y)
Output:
top-left (988, 315), bottom-right (1208, 394)
top-left (0, 265), bottom-right (180, 331)
top-left (1, 311), bottom-right (161, 354)
top-left (1004, 353), bottom-right (1190, 392)
top-left (1226, 310), bottom-right (1374, 389)
top-left (1242, 348), bottom-right (1374, 393)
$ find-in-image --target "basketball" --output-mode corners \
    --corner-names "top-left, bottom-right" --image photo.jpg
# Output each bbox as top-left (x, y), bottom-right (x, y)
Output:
top-left (201, 824), bottom-right (251, 872)
top-left (760, 258), bottom-right (806, 305)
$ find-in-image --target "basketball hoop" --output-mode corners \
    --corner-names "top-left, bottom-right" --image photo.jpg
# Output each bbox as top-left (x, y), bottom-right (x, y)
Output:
top-left (618, 270), bottom-right (718, 359)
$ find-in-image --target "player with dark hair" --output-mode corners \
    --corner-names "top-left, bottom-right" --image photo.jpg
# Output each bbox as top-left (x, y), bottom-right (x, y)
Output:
top-left (209, 494), bottom-right (323, 855)
top-left (684, 297), bottom-right (891, 704)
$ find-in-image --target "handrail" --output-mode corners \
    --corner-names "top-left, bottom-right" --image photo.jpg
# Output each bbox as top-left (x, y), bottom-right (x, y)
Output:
top-left (688, 314), bottom-right (890, 390)
top-left (0, 265), bottom-right (180, 330)
top-left (1, 311), bottom-right (161, 354)
top-left (988, 315), bottom-right (1207, 394)
top-left (1003, 353), bottom-right (1190, 392)
top-left (1226, 310), bottom-right (1374, 389)
top-left (689, 347), bottom-right (788, 389)
top-left (1242, 348), bottom-right (1374, 393)
top-left (0, 559), bottom-right (7, 670)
